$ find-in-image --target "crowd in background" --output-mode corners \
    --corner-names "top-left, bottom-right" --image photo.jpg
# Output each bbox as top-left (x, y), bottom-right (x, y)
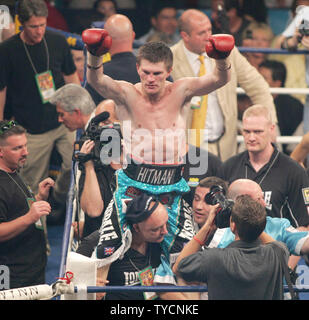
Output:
top-left (1, 0), bottom-right (309, 300)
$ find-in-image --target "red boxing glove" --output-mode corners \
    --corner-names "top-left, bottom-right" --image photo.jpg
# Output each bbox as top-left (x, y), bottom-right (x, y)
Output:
top-left (205, 34), bottom-right (235, 59)
top-left (82, 28), bottom-right (112, 56)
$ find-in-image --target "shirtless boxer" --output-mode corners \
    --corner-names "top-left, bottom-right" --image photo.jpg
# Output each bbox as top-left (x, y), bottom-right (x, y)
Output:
top-left (80, 16), bottom-right (234, 288)
top-left (82, 14), bottom-right (234, 164)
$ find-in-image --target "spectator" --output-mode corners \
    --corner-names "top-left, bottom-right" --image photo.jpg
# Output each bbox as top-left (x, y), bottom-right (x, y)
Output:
top-left (71, 48), bottom-right (86, 83)
top-left (90, 0), bottom-right (117, 29)
top-left (171, 9), bottom-right (277, 161)
top-left (241, 21), bottom-right (274, 70)
top-left (221, 104), bottom-right (309, 228)
top-left (93, 0), bottom-right (117, 22)
top-left (211, 0), bottom-right (252, 46)
top-left (77, 192), bottom-right (186, 300)
top-left (0, 120), bottom-right (53, 289)
top-left (85, 14), bottom-right (140, 105)
top-left (0, 11), bottom-right (15, 43)
top-left (259, 60), bottom-right (304, 154)
top-left (136, 1), bottom-right (181, 47)
top-left (45, 0), bottom-right (69, 32)
top-left (237, 22), bottom-right (275, 123)
top-left (0, 0), bottom-right (80, 222)
top-left (240, 0), bottom-right (268, 23)
top-left (173, 194), bottom-right (288, 300)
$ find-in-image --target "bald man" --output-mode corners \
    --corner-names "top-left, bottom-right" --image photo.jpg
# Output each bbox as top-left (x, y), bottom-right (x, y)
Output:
top-left (171, 9), bottom-right (277, 161)
top-left (85, 14), bottom-right (140, 105)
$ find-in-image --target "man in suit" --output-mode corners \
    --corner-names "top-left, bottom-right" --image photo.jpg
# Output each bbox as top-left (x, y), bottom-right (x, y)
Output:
top-left (171, 9), bottom-right (277, 161)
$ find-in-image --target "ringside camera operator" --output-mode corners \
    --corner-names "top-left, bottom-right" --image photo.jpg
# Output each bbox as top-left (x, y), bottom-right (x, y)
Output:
top-left (173, 194), bottom-right (289, 300)
top-left (49, 84), bottom-right (123, 238)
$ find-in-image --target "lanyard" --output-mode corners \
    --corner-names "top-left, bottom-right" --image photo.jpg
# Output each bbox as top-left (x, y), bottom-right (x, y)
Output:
top-left (22, 36), bottom-right (49, 74)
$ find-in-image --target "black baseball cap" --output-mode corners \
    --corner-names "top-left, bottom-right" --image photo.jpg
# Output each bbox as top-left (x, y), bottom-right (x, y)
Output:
top-left (126, 192), bottom-right (160, 224)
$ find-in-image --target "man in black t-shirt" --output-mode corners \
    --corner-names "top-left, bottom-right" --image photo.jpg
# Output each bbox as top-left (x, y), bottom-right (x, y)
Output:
top-left (0, 121), bottom-right (54, 289)
top-left (0, 0), bottom-right (80, 214)
top-left (222, 104), bottom-right (309, 229)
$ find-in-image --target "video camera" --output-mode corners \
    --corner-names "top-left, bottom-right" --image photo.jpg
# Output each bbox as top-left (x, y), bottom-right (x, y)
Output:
top-left (204, 185), bottom-right (234, 228)
top-left (73, 111), bottom-right (122, 167)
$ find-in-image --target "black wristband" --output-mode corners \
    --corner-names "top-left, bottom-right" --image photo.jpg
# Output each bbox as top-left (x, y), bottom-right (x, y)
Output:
top-left (87, 64), bottom-right (103, 70)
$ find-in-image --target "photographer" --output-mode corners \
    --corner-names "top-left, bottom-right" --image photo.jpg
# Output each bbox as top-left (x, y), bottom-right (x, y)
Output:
top-left (173, 194), bottom-right (288, 300)
top-left (278, 4), bottom-right (309, 135)
top-left (192, 177), bottom-right (309, 266)
top-left (49, 84), bottom-right (122, 237)
top-left (211, 0), bottom-right (252, 46)
top-left (279, 5), bottom-right (309, 52)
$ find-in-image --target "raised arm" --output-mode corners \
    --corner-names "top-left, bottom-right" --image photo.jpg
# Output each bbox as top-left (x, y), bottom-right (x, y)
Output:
top-left (82, 29), bottom-right (128, 105)
top-left (184, 34), bottom-right (234, 99)
top-left (173, 204), bottom-right (218, 275)
top-left (290, 132), bottom-right (309, 167)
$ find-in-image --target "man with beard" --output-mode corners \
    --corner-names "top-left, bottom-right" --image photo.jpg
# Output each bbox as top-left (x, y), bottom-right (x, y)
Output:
top-left (0, 121), bottom-right (53, 289)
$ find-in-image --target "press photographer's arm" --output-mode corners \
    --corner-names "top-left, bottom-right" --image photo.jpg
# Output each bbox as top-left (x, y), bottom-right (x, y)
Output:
top-left (277, 12), bottom-right (309, 51)
top-left (79, 140), bottom-right (104, 217)
top-left (172, 204), bottom-right (218, 275)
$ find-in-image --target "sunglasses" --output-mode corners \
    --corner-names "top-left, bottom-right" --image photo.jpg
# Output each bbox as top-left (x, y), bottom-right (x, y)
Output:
top-left (152, 192), bottom-right (178, 207)
top-left (0, 121), bottom-right (18, 135)
top-left (125, 186), bottom-right (178, 208)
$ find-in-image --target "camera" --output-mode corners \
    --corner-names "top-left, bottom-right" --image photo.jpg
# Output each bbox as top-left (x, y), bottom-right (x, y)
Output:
top-left (216, 2), bottom-right (230, 34)
top-left (299, 19), bottom-right (309, 38)
top-left (73, 111), bottom-right (122, 168)
top-left (204, 185), bottom-right (234, 228)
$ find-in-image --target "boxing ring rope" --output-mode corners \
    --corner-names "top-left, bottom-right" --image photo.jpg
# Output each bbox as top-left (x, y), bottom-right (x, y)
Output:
top-left (238, 46), bottom-right (309, 55)
top-left (37, 28), bottom-right (309, 299)
top-left (1, 281), bottom-right (309, 300)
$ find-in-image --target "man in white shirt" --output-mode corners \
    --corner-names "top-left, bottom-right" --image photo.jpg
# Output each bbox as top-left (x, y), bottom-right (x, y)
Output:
top-left (171, 9), bottom-right (277, 161)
